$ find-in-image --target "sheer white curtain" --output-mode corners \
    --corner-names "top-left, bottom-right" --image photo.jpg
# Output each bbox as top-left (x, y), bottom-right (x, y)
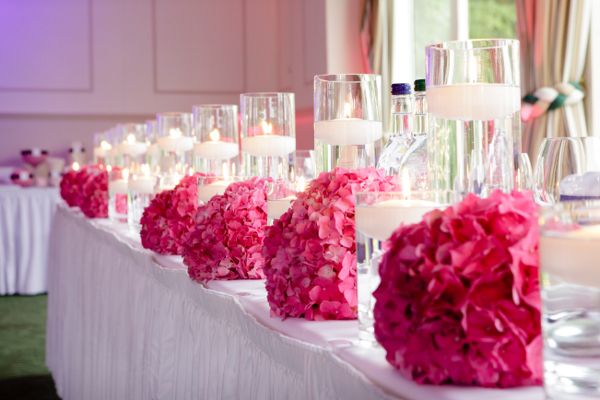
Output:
top-left (517, 0), bottom-right (592, 159)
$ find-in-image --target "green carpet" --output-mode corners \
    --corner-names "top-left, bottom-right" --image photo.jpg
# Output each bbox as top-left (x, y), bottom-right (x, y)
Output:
top-left (0, 295), bottom-right (59, 399)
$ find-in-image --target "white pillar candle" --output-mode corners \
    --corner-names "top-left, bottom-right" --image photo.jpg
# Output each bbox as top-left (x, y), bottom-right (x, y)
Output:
top-left (194, 141), bottom-right (239, 160)
top-left (128, 177), bottom-right (156, 194)
top-left (267, 196), bottom-right (296, 221)
top-left (242, 135), bottom-right (296, 157)
top-left (355, 199), bottom-right (439, 242)
top-left (109, 179), bottom-right (129, 195)
top-left (314, 119), bottom-right (383, 146)
top-left (540, 226), bottom-right (600, 288)
top-left (197, 180), bottom-right (230, 203)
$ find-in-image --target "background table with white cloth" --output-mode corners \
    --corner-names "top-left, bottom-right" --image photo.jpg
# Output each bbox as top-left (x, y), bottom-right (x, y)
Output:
top-left (46, 205), bottom-right (544, 400)
top-left (0, 185), bottom-right (60, 295)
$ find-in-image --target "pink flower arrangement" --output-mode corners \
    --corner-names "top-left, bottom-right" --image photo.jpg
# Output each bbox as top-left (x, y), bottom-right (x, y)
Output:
top-left (263, 168), bottom-right (397, 321)
top-left (79, 168), bottom-right (108, 218)
top-left (140, 173), bottom-right (205, 255)
top-left (183, 177), bottom-right (270, 281)
top-left (60, 167), bottom-right (89, 207)
top-left (373, 190), bottom-right (541, 388)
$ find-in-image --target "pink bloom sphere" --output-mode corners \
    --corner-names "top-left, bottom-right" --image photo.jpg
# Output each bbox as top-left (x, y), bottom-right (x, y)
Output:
top-left (140, 173), bottom-right (206, 255)
top-left (263, 168), bottom-right (397, 321)
top-left (79, 167), bottom-right (108, 218)
top-left (183, 177), bottom-right (270, 282)
top-left (60, 167), bottom-right (89, 207)
top-left (374, 190), bottom-right (542, 388)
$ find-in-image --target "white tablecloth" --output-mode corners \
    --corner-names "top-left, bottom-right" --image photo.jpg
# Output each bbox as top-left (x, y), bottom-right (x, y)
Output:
top-left (46, 205), bottom-right (544, 400)
top-left (0, 185), bottom-right (60, 295)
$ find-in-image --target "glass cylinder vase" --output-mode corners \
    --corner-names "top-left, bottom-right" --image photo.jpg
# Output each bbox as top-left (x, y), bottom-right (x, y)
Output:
top-left (314, 74), bottom-right (383, 172)
top-left (426, 39), bottom-right (521, 199)
top-left (240, 92), bottom-right (296, 179)
top-left (193, 104), bottom-right (240, 177)
top-left (156, 112), bottom-right (194, 189)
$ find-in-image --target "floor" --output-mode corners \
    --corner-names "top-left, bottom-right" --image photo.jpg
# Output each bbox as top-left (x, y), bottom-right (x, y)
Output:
top-left (0, 295), bottom-right (59, 399)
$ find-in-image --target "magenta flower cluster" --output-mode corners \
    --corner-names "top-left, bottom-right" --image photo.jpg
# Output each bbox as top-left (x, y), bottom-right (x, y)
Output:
top-left (263, 168), bottom-right (396, 321)
top-left (374, 191), bottom-right (542, 387)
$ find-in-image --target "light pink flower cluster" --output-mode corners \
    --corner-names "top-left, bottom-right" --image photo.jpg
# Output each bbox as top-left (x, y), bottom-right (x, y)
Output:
top-left (263, 168), bottom-right (397, 321)
top-left (140, 173), bottom-right (206, 255)
top-left (79, 168), bottom-right (108, 218)
top-left (60, 167), bottom-right (89, 207)
top-left (183, 177), bottom-right (269, 281)
top-left (374, 190), bottom-right (542, 388)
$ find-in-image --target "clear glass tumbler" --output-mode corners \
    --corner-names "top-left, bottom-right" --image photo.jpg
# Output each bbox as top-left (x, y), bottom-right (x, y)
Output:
top-left (240, 92), bottom-right (296, 179)
top-left (354, 190), bottom-right (445, 345)
top-left (193, 104), bottom-right (240, 176)
top-left (127, 164), bottom-right (157, 232)
top-left (426, 39), bottom-right (521, 198)
top-left (540, 202), bottom-right (600, 399)
top-left (314, 74), bottom-right (382, 172)
top-left (156, 112), bottom-right (194, 180)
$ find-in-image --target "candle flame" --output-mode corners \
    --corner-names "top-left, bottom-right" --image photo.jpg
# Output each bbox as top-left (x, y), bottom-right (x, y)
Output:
top-left (209, 128), bottom-right (220, 142)
top-left (169, 128), bottom-right (182, 138)
top-left (72, 161), bottom-right (80, 171)
top-left (343, 102), bottom-right (352, 118)
top-left (141, 164), bottom-right (150, 177)
top-left (106, 165), bottom-right (112, 173)
top-left (261, 121), bottom-right (273, 135)
top-left (126, 134), bottom-right (136, 144)
top-left (122, 168), bottom-right (129, 181)
top-left (401, 169), bottom-right (411, 199)
top-left (100, 140), bottom-right (112, 151)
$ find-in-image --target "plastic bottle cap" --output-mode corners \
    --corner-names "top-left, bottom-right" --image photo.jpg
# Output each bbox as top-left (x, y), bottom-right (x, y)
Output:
top-left (391, 83), bottom-right (412, 96)
top-left (414, 79), bottom-right (426, 92)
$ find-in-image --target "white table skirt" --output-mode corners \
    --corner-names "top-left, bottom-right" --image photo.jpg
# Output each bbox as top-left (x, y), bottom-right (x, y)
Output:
top-left (0, 186), bottom-right (60, 295)
top-left (46, 205), bottom-right (544, 400)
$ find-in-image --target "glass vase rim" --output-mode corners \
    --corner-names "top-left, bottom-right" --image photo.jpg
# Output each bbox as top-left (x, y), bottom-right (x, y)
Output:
top-left (192, 104), bottom-right (238, 110)
top-left (156, 111), bottom-right (193, 118)
top-left (240, 92), bottom-right (294, 98)
top-left (540, 136), bottom-right (600, 143)
top-left (314, 73), bottom-right (382, 83)
top-left (426, 38), bottom-right (519, 52)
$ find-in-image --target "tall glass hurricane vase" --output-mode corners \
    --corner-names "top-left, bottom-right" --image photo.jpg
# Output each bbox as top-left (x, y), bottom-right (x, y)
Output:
top-left (156, 112), bottom-right (194, 189)
top-left (426, 39), bottom-right (521, 200)
top-left (240, 92), bottom-right (296, 179)
top-left (314, 74), bottom-right (383, 172)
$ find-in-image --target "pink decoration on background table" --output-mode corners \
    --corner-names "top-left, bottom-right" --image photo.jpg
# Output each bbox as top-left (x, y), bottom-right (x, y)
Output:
top-left (263, 168), bottom-right (397, 321)
top-left (79, 167), bottom-right (108, 219)
top-left (140, 173), bottom-right (207, 255)
top-left (374, 190), bottom-right (542, 388)
top-left (183, 177), bottom-right (270, 282)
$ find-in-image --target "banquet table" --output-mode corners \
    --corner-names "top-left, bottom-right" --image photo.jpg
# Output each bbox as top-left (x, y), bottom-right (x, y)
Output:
top-left (46, 204), bottom-right (545, 400)
top-left (0, 185), bottom-right (60, 295)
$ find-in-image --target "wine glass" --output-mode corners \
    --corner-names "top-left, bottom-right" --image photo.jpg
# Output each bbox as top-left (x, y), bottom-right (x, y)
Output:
top-left (534, 137), bottom-right (600, 204)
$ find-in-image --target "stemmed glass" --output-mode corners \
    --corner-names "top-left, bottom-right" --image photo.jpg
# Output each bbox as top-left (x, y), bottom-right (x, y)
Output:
top-left (534, 137), bottom-right (600, 204)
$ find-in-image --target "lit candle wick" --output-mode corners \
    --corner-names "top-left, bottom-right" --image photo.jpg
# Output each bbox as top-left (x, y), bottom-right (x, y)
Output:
top-left (209, 128), bottom-right (220, 142)
top-left (261, 121), bottom-right (273, 135)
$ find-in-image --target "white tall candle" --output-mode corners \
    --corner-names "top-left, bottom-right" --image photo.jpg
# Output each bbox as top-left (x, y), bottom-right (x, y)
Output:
top-left (540, 226), bottom-right (600, 288)
top-left (267, 196), bottom-right (296, 221)
top-left (242, 135), bottom-right (296, 157)
top-left (355, 199), bottom-right (439, 242)
top-left (314, 119), bottom-right (383, 146)
top-left (194, 141), bottom-right (239, 160)
top-left (197, 180), bottom-right (230, 203)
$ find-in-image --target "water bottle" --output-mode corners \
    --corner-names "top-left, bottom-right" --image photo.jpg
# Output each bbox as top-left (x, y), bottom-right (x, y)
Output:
top-left (377, 83), bottom-right (414, 176)
top-left (399, 79), bottom-right (428, 190)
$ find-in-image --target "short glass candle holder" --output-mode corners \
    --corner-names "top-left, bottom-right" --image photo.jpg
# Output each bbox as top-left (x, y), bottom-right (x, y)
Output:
top-left (93, 131), bottom-right (112, 165)
top-left (240, 92), bottom-right (296, 179)
top-left (197, 175), bottom-right (245, 205)
top-left (157, 112), bottom-right (194, 181)
top-left (266, 180), bottom-right (297, 224)
top-left (193, 104), bottom-right (240, 177)
top-left (127, 164), bottom-right (158, 232)
top-left (108, 167), bottom-right (129, 223)
top-left (354, 190), bottom-right (445, 346)
top-left (118, 123), bottom-right (148, 169)
top-left (540, 201), bottom-right (600, 399)
top-left (314, 74), bottom-right (382, 172)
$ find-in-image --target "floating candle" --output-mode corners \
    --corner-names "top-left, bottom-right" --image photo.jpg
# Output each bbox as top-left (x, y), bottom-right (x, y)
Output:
top-left (197, 180), bottom-right (230, 203)
top-left (157, 128), bottom-right (194, 153)
top-left (267, 196), bottom-right (296, 221)
top-left (242, 135), bottom-right (295, 157)
top-left (314, 119), bottom-right (383, 146)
